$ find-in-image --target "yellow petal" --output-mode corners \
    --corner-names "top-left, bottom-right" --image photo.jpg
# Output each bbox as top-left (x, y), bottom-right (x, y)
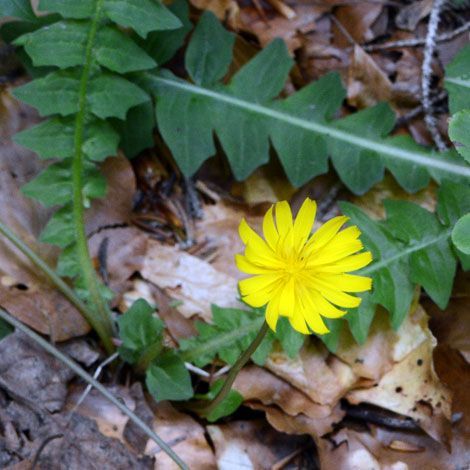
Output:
top-left (275, 201), bottom-right (293, 238)
top-left (303, 215), bottom-right (348, 256)
top-left (235, 254), bottom-right (272, 275)
top-left (242, 291), bottom-right (270, 308)
top-left (304, 310), bottom-right (329, 334)
top-left (289, 308), bottom-right (310, 334)
top-left (293, 198), bottom-right (316, 249)
top-left (318, 252), bottom-right (373, 273)
top-left (239, 273), bottom-right (280, 296)
top-left (245, 243), bottom-right (283, 268)
top-left (314, 280), bottom-right (362, 308)
top-left (278, 278), bottom-right (295, 317)
top-left (265, 290), bottom-right (282, 331)
top-left (320, 273), bottom-right (372, 292)
top-left (263, 205), bottom-right (279, 251)
top-left (309, 291), bottom-right (346, 319)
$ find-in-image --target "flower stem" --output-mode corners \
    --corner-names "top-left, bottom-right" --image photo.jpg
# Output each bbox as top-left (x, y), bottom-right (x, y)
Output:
top-left (0, 221), bottom-right (111, 349)
top-left (198, 321), bottom-right (269, 415)
top-left (72, 0), bottom-right (115, 352)
top-left (0, 308), bottom-right (190, 470)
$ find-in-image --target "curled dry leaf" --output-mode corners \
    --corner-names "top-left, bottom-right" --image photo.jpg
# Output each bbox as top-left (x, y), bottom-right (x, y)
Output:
top-left (348, 45), bottom-right (392, 109)
top-left (189, 0), bottom-right (240, 29)
top-left (141, 240), bottom-right (241, 322)
top-left (207, 419), bottom-right (310, 470)
top-left (346, 312), bottom-right (452, 447)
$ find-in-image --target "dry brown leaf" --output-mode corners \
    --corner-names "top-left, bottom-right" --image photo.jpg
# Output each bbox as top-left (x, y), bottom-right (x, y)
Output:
top-left (333, 4), bottom-right (383, 47)
top-left (189, 0), bottom-right (240, 28)
top-left (346, 321), bottom-right (452, 447)
top-left (207, 419), bottom-right (309, 470)
top-left (141, 240), bottom-right (241, 322)
top-left (348, 45), bottom-right (392, 109)
top-left (239, 4), bottom-right (327, 53)
top-left (395, 0), bottom-right (432, 31)
top-left (264, 339), bottom-right (357, 406)
top-left (232, 364), bottom-right (332, 420)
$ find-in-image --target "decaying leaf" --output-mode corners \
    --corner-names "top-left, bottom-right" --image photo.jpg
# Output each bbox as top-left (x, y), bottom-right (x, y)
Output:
top-left (141, 240), bottom-right (241, 322)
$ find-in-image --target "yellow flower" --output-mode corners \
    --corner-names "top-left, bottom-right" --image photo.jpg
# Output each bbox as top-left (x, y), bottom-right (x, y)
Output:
top-left (236, 198), bottom-right (373, 335)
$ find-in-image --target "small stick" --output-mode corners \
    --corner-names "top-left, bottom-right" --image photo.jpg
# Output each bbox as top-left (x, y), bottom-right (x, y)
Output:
top-left (265, 0), bottom-right (296, 19)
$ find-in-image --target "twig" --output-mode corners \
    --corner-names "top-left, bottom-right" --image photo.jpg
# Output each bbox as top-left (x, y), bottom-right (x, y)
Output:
top-left (31, 434), bottom-right (64, 470)
top-left (0, 308), bottom-right (190, 470)
top-left (330, 14), bottom-right (355, 46)
top-left (421, 0), bottom-right (449, 152)
top-left (363, 20), bottom-right (470, 51)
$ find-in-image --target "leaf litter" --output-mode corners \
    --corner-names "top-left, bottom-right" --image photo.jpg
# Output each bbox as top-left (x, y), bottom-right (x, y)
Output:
top-left (3, 1), bottom-right (470, 469)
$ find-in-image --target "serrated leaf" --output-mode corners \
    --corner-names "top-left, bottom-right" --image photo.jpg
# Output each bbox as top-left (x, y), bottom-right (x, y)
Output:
top-left (274, 317), bottom-right (304, 359)
top-left (185, 11), bottom-right (234, 87)
top-left (449, 109), bottom-right (470, 163)
top-left (111, 101), bottom-right (155, 158)
top-left (37, 0), bottom-right (94, 18)
top-left (346, 295), bottom-right (376, 345)
top-left (13, 69), bottom-right (81, 117)
top-left (436, 180), bottom-right (470, 225)
top-left (14, 21), bottom-right (156, 72)
top-left (196, 379), bottom-right (243, 422)
top-left (14, 117), bottom-right (76, 159)
top-left (118, 299), bottom-right (163, 352)
top-left (452, 214), bottom-right (470, 254)
top-left (139, 0), bottom-right (192, 65)
top-left (103, 0), bottom-right (181, 38)
top-left (56, 242), bottom-right (81, 277)
top-left (444, 43), bottom-right (470, 114)
top-left (21, 159), bottom-right (106, 207)
top-left (146, 350), bottom-right (193, 401)
top-left (40, 203), bottom-right (75, 247)
top-left (141, 37), bottom-right (470, 191)
top-left (384, 200), bottom-right (456, 309)
top-left (13, 116), bottom-right (119, 161)
top-left (88, 73), bottom-right (149, 119)
top-left (0, 0), bottom-right (36, 21)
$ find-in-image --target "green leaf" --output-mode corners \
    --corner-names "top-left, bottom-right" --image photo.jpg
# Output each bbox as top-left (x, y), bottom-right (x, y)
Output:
top-left (0, 318), bottom-right (14, 341)
top-left (13, 117), bottom-right (119, 161)
top-left (452, 214), bottom-right (470, 254)
top-left (40, 203), bottom-right (75, 247)
top-left (37, 0), bottom-right (95, 18)
top-left (56, 243), bottom-right (81, 277)
top-left (384, 200), bottom-right (456, 309)
top-left (146, 350), bottom-right (193, 401)
top-left (103, 0), bottom-right (181, 38)
top-left (185, 11), bottom-right (234, 87)
top-left (14, 117), bottom-right (76, 159)
top-left (14, 21), bottom-right (156, 72)
top-left (0, 0), bottom-right (36, 21)
top-left (196, 379), bottom-right (243, 422)
top-left (111, 101), bottom-right (155, 158)
top-left (138, 0), bottom-right (192, 65)
top-left (87, 73), bottom-right (150, 119)
top-left (13, 69), bottom-right (81, 117)
top-left (275, 317), bottom-right (304, 359)
top-left (21, 159), bottom-right (106, 207)
top-left (117, 299), bottom-right (163, 352)
top-left (142, 51), bottom-right (470, 191)
top-left (444, 43), bottom-right (470, 114)
top-left (449, 109), bottom-right (470, 163)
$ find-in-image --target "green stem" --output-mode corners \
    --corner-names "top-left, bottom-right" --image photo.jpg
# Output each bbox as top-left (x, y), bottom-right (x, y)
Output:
top-left (136, 339), bottom-right (164, 375)
top-left (197, 321), bottom-right (269, 415)
top-left (0, 308), bottom-right (190, 470)
top-left (0, 221), bottom-right (108, 344)
top-left (73, 0), bottom-right (115, 352)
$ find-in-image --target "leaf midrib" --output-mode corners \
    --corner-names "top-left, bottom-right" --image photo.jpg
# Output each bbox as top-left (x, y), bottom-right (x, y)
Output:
top-left (145, 73), bottom-right (470, 178)
top-left (360, 229), bottom-right (452, 275)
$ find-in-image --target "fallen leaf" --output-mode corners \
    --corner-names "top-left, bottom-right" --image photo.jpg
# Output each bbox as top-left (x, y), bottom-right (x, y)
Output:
top-left (141, 240), bottom-right (241, 322)
top-left (348, 45), bottom-right (392, 109)
top-left (395, 0), bottom-right (432, 31)
top-left (189, 0), bottom-right (240, 29)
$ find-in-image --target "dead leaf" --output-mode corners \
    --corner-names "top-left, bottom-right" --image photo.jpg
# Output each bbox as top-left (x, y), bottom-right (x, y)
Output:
top-left (395, 0), bottom-right (432, 31)
top-left (207, 419), bottom-right (310, 470)
top-left (348, 45), bottom-right (392, 109)
top-left (141, 240), bottom-right (241, 322)
top-left (189, 0), bottom-right (240, 29)
top-left (264, 339), bottom-right (357, 406)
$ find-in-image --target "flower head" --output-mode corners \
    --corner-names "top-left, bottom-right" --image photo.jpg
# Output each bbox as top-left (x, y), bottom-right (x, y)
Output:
top-left (236, 198), bottom-right (373, 334)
